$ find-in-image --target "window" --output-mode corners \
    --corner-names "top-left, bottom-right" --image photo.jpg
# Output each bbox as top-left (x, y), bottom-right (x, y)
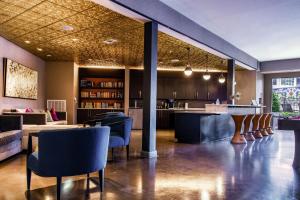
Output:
top-left (272, 79), bottom-right (277, 85)
top-left (281, 78), bottom-right (295, 86)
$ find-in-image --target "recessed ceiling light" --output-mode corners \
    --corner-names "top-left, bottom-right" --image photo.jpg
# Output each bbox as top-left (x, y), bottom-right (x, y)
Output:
top-left (37, 48), bottom-right (43, 51)
top-left (62, 25), bottom-right (74, 31)
top-left (103, 39), bottom-right (118, 45)
top-left (72, 38), bottom-right (79, 42)
top-left (24, 40), bottom-right (31, 44)
top-left (46, 54), bottom-right (52, 57)
top-left (171, 59), bottom-right (180, 63)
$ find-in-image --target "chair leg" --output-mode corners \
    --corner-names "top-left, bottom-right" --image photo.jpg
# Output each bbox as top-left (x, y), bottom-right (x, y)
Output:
top-left (26, 168), bottom-right (31, 191)
top-left (126, 145), bottom-right (129, 160)
top-left (57, 177), bottom-right (62, 200)
top-left (86, 173), bottom-right (90, 196)
top-left (99, 170), bottom-right (104, 192)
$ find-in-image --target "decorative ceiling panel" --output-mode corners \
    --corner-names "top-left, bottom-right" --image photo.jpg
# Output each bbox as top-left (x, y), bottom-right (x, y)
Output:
top-left (0, 0), bottom-right (233, 71)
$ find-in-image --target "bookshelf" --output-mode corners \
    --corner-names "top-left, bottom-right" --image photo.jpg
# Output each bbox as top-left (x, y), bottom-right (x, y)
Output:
top-left (78, 68), bottom-right (125, 109)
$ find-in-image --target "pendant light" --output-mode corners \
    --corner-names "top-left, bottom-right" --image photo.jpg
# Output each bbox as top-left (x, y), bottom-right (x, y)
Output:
top-left (218, 73), bottom-right (226, 83)
top-left (184, 47), bottom-right (192, 76)
top-left (203, 54), bottom-right (211, 80)
top-left (218, 60), bottom-right (226, 84)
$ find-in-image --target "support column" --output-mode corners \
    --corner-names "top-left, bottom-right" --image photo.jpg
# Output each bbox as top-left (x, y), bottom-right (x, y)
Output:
top-left (124, 67), bottom-right (130, 116)
top-left (141, 21), bottom-right (158, 158)
top-left (227, 59), bottom-right (236, 104)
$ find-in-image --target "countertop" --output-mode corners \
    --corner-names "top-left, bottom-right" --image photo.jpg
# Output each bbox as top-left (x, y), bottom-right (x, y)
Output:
top-left (174, 110), bottom-right (227, 114)
top-left (129, 107), bottom-right (205, 111)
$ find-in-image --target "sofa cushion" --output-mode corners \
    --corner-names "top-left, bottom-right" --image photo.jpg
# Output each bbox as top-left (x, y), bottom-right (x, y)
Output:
top-left (47, 120), bottom-right (67, 125)
top-left (0, 130), bottom-right (22, 146)
top-left (109, 136), bottom-right (125, 148)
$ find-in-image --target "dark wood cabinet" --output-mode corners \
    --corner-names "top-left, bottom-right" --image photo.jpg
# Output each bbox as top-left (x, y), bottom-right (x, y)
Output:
top-left (156, 110), bottom-right (174, 129)
top-left (130, 70), bottom-right (227, 102)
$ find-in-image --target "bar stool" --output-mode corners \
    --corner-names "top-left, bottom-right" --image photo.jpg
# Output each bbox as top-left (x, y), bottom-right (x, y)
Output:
top-left (252, 114), bottom-right (263, 138)
top-left (259, 113), bottom-right (269, 136)
top-left (243, 114), bottom-right (255, 141)
top-left (265, 113), bottom-right (274, 134)
top-left (231, 115), bottom-right (247, 144)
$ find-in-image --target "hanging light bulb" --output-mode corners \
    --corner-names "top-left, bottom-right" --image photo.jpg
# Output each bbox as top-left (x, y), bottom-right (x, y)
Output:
top-left (203, 54), bottom-right (211, 80)
top-left (218, 73), bottom-right (226, 83)
top-left (203, 72), bottom-right (211, 80)
top-left (184, 65), bottom-right (193, 76)
top-left (184, 47), bottom-right (192, 76)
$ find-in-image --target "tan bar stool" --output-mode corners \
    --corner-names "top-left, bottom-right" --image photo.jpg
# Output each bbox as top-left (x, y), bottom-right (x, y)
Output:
top-left (243, 114), bottom-right (255, 141)
top-left (252, 114), bottom-right (263, 138)
top-left (231, 115), bottom-right (247, 144)
top-left (259, 113), bottom-right (269, 136)
top-left (265, 113), bottom-right (274, 134)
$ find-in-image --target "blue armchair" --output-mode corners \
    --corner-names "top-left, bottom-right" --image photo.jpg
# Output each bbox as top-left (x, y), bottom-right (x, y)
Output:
top-left (26, 127), bottom-right (110, 200)
top-left (95, 116), bottom-right (133, 160)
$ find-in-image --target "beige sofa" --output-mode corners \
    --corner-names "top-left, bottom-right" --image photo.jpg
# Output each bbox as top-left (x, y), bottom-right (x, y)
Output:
top-left (3, 110), bottom-right (67, 125)
top-left (0, 115), bottom-right (23, 161)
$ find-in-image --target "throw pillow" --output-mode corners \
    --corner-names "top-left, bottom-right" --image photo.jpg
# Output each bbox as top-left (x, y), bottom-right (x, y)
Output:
top-left (25, 108), bottom-right (33, 113)
top-left (46, 110), bottom-right (53, 122)
top-left (50, 108), bottom-right (59, 121)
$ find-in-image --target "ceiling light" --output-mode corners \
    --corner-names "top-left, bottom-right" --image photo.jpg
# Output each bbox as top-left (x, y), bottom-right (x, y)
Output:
top-left (24, 40), bottom-right (31, 44)
top-left (184, 66), bottom-right (192, 76)
top-left (184, 47), bottom-right (192, 76)
top-left (203, 54), bottom-right (211, 81)
top-left (62, 25), bottom-right (74, 31)
top-left (103, 39), bottom-right (118, 45)
top-left (171, 59), bottom-right (180, 63)
top-left (203, 72), bottom-right (211, 80)
top-left (72, 38), bottom-right (79, 42)
top-left (37, 48), bottom-right (43, 51)
top-left (218, 74), bottom-right (226, 84)
top-left (46, 54), bottom-right (52, 57)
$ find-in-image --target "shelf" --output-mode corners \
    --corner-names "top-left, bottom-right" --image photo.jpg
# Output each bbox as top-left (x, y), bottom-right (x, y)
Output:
top-left (80, 87), bottom-right (124, 90)
top-left (81, 98), bottom-right (124, 100)
top-left (77, 108), bottom-right (124, 110)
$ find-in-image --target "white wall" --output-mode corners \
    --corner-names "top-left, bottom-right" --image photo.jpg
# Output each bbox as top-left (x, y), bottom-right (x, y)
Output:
top-left (0, 37), bottom-right (46, 112)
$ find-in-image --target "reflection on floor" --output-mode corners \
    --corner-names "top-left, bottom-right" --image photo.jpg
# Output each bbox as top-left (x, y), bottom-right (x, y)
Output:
top-left (0, 130), bottom-right (299, 200)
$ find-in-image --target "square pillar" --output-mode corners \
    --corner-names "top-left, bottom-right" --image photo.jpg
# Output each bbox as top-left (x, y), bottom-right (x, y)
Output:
top-left (227, 59), bottom-right (236, 104)
top-left (141, 21), bottom-right (158, 158)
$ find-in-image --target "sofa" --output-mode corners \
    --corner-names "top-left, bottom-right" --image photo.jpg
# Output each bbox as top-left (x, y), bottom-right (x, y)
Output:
top-left (0, 115), bottom-right (23, 161)
top-left (3, 110), bottom-right (67, 125)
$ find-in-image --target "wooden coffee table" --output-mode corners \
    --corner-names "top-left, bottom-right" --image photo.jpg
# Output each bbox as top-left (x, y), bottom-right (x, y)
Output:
top-left (278, 119), bottom-right (300, 172)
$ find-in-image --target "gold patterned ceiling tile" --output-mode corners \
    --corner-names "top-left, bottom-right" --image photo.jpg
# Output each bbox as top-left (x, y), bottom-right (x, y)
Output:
top-left (0, 0), bottom-right (232, 71)
top-left (48, 0), bottom-right (95, 12)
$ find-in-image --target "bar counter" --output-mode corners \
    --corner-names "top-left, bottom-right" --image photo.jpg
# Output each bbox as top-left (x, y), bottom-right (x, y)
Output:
top-left (174, 104), bottom-right (265, 143)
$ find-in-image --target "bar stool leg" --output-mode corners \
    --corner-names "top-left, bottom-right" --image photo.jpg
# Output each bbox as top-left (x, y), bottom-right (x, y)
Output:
top-left (231, 115), bottom-right (247, 144)
top-left (266, 114), bottom-right (274, 134)
top-left (244, 114), bottom-right (255, 141)
top-left (252, 114), bottom-right (263, 139)
top-left (260, 114), bottom-right (269, 136)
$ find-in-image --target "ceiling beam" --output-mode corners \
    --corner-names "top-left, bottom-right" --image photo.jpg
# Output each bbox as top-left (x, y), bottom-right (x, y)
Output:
top-left (93, 0), bottom-right (259, 69)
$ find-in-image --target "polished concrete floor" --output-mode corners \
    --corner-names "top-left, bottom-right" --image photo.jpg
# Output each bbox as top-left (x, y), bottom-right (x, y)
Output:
top-left (0, 130), bottom-right (300, 200)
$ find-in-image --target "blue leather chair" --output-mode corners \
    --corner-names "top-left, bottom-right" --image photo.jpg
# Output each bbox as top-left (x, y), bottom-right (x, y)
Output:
top-left (95, 116), bottom-right (133, 160)
top-left (26, 127), bottom-right (110, 200)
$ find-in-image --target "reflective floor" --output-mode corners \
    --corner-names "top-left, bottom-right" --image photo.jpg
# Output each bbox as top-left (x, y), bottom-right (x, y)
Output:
top-left (0, 130), bottom-right (300, 200)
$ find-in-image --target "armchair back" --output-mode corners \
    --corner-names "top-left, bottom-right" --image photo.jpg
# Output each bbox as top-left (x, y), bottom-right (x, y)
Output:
top-left (38, 127), bottom-right (110, 177)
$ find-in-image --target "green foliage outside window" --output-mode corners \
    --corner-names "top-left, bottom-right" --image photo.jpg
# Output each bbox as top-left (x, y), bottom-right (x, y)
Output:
top-left (272, 93), bottom-right (280, 112)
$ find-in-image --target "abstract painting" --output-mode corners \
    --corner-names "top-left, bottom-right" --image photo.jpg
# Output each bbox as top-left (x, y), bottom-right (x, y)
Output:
top-left (3, 58), bottom-right (38, 99)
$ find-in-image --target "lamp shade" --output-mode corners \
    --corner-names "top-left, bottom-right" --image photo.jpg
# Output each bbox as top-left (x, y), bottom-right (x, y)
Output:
top-left (203, 72), bottom-right (211, 80)
top-left (218, 74), bottom-right (226, 83)
top-left (184, 66), bottom-right (193, 76)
